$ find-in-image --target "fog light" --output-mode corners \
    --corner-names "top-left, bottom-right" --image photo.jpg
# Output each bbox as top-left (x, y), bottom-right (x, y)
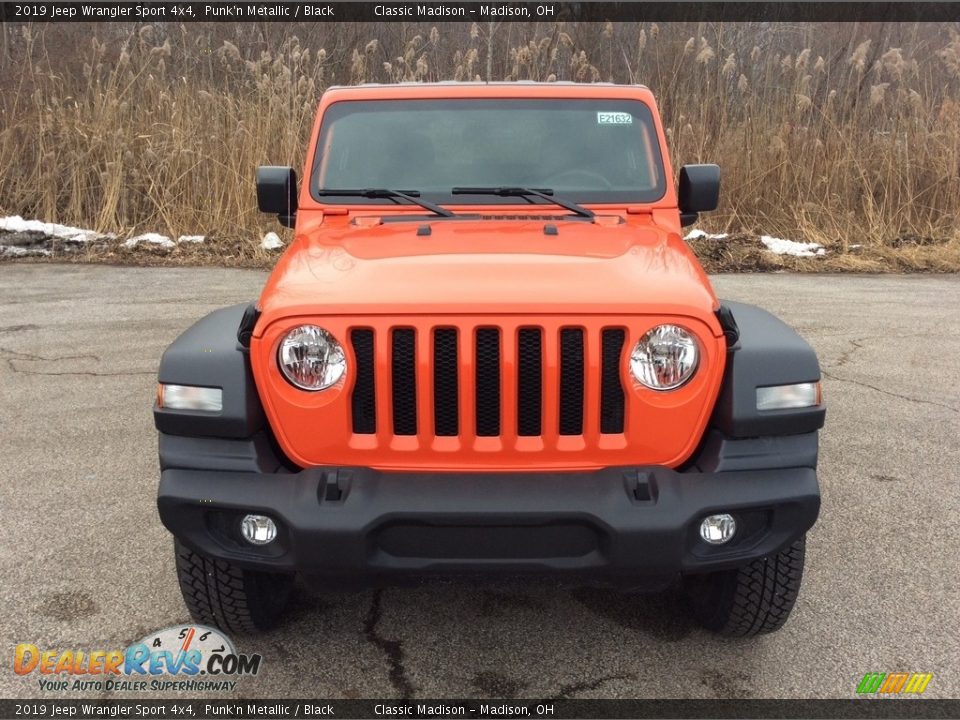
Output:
top-left (700, 514), bottom-right (737, 545)
top-left (240, 514), bottom-right (277, 545)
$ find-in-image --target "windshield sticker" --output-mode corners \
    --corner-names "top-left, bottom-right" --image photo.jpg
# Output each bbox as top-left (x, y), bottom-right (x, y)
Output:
top-left (597, 112), bottom-right (633, 125)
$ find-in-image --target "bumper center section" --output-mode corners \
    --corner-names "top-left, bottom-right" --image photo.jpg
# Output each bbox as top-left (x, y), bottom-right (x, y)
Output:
top-left (377, 521), bottom-right (599, 560)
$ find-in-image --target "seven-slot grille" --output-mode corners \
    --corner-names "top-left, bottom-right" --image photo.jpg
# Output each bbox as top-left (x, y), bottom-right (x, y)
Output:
top-left (349, 324), bottom-right (627, 441)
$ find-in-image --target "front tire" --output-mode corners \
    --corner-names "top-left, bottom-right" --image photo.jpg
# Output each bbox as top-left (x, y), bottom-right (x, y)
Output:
top-left (683, 535), bottom-right (806, 637)
top-left (174, 539), bottom-right (293, 634)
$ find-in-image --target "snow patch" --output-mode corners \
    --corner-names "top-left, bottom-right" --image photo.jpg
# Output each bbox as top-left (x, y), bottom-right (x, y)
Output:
top-left (125, 233), bottom-right (175, 249)
top-left (0, 215), bottom-right (112, 243)
top-left (760, 235), bottom-right (826, 257)
top-left (261, 232), bottom-right (284, 250)
top-left (1, 245), bottom-right (52, 257)
top-left (0, 216), bottom-right (210, 258)
top-left (684, 229), bottom-right (729, 241)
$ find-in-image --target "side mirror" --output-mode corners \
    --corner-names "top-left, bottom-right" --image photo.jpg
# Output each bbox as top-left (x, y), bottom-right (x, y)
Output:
top-left (678, 164), bottom-right (720, 227)
top-left (256, 166), bottom-right (298, 228)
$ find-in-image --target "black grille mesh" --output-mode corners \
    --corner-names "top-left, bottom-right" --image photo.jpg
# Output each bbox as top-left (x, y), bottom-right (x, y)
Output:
top-left (349, 324), bottom-right (628, 440)
top-left (350, 329), bottom-right (376, 434)
top-left (433, 328), bottom-right (459, 436)
top-left (391, 329), bottom-right (417, 436)
top-left (600, 329), bottom-right (626, 434)
top-left (517, 328), bottom-right (542, 436)
top-left (559, 328), bottom-right (585, 435)
top-left (475, 328), bottom-right (501, 436)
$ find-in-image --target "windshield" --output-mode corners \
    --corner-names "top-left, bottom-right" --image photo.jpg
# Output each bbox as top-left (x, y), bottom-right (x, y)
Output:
top-left (311, 98), bottom-right (667, 206)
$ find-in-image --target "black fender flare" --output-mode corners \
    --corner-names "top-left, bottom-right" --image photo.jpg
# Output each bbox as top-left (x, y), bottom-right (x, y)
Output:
top-left (711, 301), bottom-right (826, 437)
top-left (154, 303), bottom-right (265, 439)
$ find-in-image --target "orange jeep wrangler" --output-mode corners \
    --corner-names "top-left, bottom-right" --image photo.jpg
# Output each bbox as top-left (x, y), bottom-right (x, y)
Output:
top-left (155, 83), bottom-right (824, 637)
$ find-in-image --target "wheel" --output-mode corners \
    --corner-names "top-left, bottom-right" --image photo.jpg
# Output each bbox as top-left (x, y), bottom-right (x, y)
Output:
top-left (174, 539), bottom-right (293, 634)
top-left (682, 535), bottom-right (806, 637)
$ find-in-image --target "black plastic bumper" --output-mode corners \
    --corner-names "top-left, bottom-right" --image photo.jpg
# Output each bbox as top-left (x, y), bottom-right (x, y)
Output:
top-left (158, 463), bottom-right (819, 582)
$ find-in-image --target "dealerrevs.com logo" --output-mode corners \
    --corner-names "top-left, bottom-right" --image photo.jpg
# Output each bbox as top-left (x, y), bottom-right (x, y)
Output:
top-left (856, 672), bottom-right (934, 697)
top-left (14, 625), bottom-right (262, 692)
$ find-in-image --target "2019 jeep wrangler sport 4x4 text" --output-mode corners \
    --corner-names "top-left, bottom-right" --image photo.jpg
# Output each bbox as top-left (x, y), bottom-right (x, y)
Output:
top-left (155, 83), bottom-right (825, 637)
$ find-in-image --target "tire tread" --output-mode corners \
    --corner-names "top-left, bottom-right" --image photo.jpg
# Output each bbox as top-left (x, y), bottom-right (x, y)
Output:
top-left (174, 539), bottom-right (290, 634)
top-left (685, 536), bottom-right (806, 637)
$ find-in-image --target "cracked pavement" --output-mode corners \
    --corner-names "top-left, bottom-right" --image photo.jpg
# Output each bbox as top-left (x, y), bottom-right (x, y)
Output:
top-left (1, 265), bottom-right (958, 699)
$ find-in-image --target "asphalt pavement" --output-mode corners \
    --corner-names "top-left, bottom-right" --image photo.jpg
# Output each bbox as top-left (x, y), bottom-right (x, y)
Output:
top-left (1, 265), bottom-right (958, 700)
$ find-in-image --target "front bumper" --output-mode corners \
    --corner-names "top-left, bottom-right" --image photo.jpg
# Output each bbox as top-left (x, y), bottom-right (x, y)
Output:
top-left (158, 462), bottom-right (819, 583)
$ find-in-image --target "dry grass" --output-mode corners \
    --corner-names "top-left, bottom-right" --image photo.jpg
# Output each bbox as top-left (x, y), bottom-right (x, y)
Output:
top-left (687, 235), bottom-right (960, 273)
top-left (0, 22), bottom-right (958, 270)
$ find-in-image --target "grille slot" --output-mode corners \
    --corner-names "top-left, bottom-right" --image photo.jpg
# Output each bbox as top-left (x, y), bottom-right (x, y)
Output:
top-left (433, 328), bottom-right (459, 436)
top-left (600, 329), bottom-right (626, 434)
top-left (559, 328), bottom-right (585, 435)
top-left (350, 329), bottom-right (376, 434)
top-left (475, 328), bottom-right (501, 436)
top-left (391, 329), bottom-right (417, 436)
top-left (517, 328), bottom-right (542, 436)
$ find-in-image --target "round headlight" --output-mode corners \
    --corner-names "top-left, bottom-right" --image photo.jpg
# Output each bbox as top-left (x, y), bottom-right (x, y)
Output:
top-left (630, 324), bottom-right (699, 391)
top-left (278, 325), bottom-right (346, 391)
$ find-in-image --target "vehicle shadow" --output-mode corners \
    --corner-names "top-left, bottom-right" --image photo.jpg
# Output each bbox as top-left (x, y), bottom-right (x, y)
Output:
top-left (285, 574), bottom-right (696, 640)
top-left (214, 563), bottom-right (797, 701)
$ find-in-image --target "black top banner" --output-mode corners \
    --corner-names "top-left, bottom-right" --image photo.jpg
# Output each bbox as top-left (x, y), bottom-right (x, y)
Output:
top-left (1, 1), bottom-right (960, 23)
top-left (2, 699), bottom-right (960, 719)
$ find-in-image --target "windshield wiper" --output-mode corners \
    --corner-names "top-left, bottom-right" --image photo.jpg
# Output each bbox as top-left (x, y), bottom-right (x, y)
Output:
top-left (317, 188), bottom-right (456, 218)
top-left (451, 186), bottom-right (594, 219)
